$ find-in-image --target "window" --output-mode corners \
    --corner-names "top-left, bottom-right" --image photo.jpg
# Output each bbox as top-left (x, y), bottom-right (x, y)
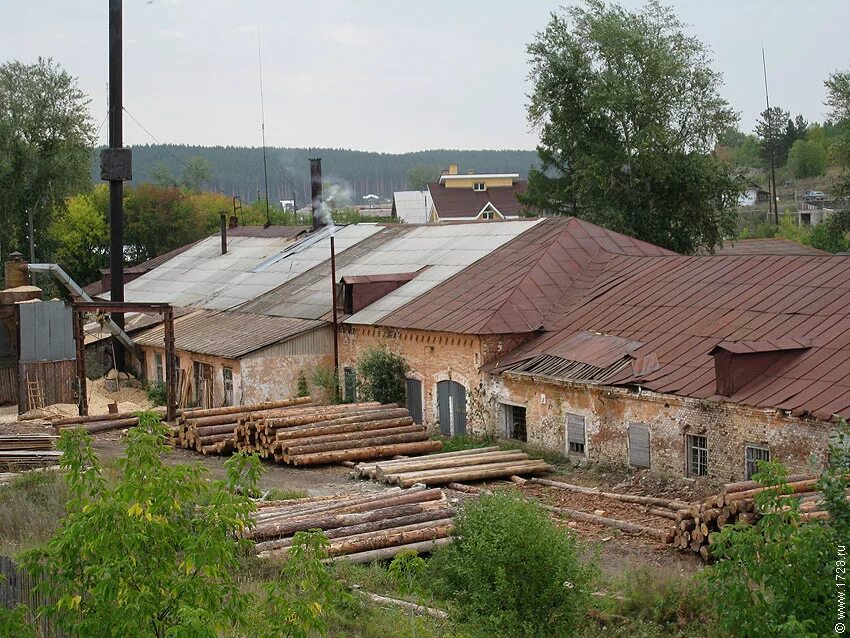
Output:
top-left (481, 210), bottom-right (494, 220)
top-left (567, 413), bottom-right (586, 456)
top-left (628, 422), bottom-right (651, 468)
top-left (222, 367), bottom-right (234, 407)
top-left (406, 377), bottom-right (423, 424)
top-left (745, 445), bottom-right (770, 480)
top-left (687, 434), bottom-right (708, 477)
top-left (155, 353), bottom-right (164, 383)
top-left (473, 182), bottom-right (486, 191)
top-left (343, 367), bottom-right (357, 403)
top-left (502, 404), bottom-right (527, 442)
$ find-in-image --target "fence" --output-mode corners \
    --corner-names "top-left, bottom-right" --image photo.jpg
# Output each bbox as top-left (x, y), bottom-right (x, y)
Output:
top-left (0, 555), bottom-right (65, 637)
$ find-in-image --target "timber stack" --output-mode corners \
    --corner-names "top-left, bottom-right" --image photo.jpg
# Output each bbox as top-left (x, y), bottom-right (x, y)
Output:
top-left (249, 487), bottom-right (455, 564)
top-left (356, 446), bottom-right (552, 486)
top-left (670, 474), bottom-right (836, 561)
top-left (175, 397), bottom-right (314, 454)
top-left (52, 408), bottom-right (168, 434)
top-left (0, 434), bottom-right (61, 470)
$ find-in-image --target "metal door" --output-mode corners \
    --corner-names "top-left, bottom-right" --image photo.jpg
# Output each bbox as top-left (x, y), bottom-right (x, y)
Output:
top-left (628, 422), bottom-right (650, 468)
top-left (436, 380), bottom-right (466, 436)
top-left (405, 378), bottom-right (423, 424)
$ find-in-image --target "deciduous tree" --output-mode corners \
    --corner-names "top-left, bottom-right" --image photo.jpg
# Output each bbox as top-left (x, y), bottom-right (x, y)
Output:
top-left (524, 0), bottom-right (740, 254)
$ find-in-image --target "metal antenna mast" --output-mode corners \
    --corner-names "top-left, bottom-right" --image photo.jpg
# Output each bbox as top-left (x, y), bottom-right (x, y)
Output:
top-left (762, 45), bottom-right (778, 225)
top-left (258, 28), bottom-right (271, 228)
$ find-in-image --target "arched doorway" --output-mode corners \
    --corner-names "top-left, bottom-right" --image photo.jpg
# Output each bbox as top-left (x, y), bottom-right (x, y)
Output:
top-left (436, 380), bottom-right (466, 436)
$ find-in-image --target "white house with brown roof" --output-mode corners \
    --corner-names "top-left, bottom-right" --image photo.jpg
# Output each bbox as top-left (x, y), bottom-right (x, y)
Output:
top-left (427, 163), bottom-right (529, 222)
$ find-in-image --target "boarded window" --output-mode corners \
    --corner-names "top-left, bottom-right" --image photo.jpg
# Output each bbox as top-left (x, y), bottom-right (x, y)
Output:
top-left (745, 444), bottom-right (770, 479)
top-left (567, 413), bottom-right (586, 456)
top-left (343, 367), bottom-right (357, 403)
top-left (502, 403), bottom-right (527, 442)
top-left (193, 362), bottom-right (213, 408)
top-left (687, 434), bottom-right (708, 477)
top-left (222, 367), bottom-right (234, 407)
top-left (628, 422), bottom-right (650, 468)
top-left (155, 353), bottom-right (164, 383)
top-left (405, 378), bottom-right (423, 424)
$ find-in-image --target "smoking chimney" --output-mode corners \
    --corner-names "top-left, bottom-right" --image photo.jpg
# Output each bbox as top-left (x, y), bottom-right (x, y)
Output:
top-left (310, 157), bottom-right (324, 231)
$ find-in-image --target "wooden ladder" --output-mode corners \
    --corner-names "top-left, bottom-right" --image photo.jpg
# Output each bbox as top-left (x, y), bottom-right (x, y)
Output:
top-left (26, 374), bottom-right (45, 411)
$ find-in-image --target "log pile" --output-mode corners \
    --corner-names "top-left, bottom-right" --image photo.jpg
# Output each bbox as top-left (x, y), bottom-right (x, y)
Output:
top-left (355, 446), bottom-right (552, 487)
top-left (248, 487), bottom-right (455, 563)
top-left (0, 435), bottom-right (61, 469)
top-left (670, 474), bottom-right (834, 561)
top-left (234, 401), bottom-right (441, 465)
top-left (52, 409), bottom-right (167, 434)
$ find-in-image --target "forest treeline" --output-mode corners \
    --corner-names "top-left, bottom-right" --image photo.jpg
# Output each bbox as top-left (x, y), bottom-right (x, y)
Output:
top-left (89, 146), bottom-right (539, 205)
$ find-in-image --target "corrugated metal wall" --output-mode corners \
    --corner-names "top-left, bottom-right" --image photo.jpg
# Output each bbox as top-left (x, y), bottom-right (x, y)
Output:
top-left (19, 301), bottom-right (75, 363)
top-left (242, 326), bottom-right (334, 359)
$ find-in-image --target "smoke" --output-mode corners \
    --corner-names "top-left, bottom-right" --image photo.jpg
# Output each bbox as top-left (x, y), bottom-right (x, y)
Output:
top-left (313, 177), bottom-right (355, 227)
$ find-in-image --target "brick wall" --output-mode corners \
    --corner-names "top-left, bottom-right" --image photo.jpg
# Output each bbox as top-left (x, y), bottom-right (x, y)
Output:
top-left (490, 373), bottom-right (832, 481)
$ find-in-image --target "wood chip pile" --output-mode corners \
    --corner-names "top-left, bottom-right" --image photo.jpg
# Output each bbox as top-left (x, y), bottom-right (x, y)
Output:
top-left (248, 487), bottom-right (455, 564)
top-left (672, 474), bottom-right (831, 561)
top-left (0, 434), bottom-right (61, 470)
top-left (355, 446), bottom-right (552, 486)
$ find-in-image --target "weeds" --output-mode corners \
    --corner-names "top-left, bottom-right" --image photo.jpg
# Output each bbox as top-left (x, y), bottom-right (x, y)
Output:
top-left (264, 487), bottom-right (309, 501)
top-left (0, 470), bottom-right (66, 555)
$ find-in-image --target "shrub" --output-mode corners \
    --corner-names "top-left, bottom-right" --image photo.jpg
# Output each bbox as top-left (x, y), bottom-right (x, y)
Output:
top-left (143, 380), bottom-right (167, 406)
top-left (429, 491), bottom-right (596, 638)
top-left (356, 346), bottom-right (409, 405)
top-left (296, 370), bottom-right (310, 397)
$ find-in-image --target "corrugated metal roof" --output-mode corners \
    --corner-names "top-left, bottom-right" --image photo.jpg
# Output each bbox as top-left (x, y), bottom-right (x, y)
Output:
top-left (239, 220), bottom-right (541, 321)
top-left (710, 238), bottom-right (829, 256)
top-left (495, 253), bottom-right (850, 419)
top-left (228, 225), bottom-right (309, 238)
top-left (392, 191), bottom-right (432, 224)
top-left (133, 309), bottom-right (325, 359)
top-left (376, 217), bottom-right (674, 335)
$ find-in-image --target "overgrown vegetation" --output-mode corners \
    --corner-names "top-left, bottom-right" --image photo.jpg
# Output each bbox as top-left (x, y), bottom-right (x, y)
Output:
top-left (0, 470), bottom-right (66, 555)
top-left (736, 212), bottom-right (850, 253)
top-left (429, 490), bottom-right (596, 637)
top-left (143, 379), bottom-right (167, 406)
top-left (356, 346), bottom-right (409, 406)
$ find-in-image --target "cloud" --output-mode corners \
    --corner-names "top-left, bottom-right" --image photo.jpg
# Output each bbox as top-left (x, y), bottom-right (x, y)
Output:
top-left (156, 29), bottom-right (186, 39)
top-left (320, 23), bottom-right (380, 46)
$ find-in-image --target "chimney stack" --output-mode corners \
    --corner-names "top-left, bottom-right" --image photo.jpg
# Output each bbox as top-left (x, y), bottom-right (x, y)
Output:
top-left (4, 252), bottom-right (28, 289)
top-left (220, 212), bottom-right (228, 255)
top-left (449, 163), bottom-right (458, 175)
top-left (310, 157), bottom-right (324, 231)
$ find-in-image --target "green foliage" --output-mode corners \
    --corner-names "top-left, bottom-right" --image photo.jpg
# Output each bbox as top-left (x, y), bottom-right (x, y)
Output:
top-left (704, 455), bottom-right (846, 637)
top-left (755, 108), bottom-right (807, 168)
top-left (0, 604), bottom-right (37, 638)
top-left (251, 531), bottom-right (352, 638)
top-left (124, 183), bottom-right (207, 263)
top-left (297, 370), bottom-right (310, 397)
top-left (143, 380), bottom-right (167, 406)
top-left (48, 188), bottom-right (109, 286)
top-left (356, 347), bottom-right (409, 406)
top-left (311, 366), bottom-right (341, 403)
top-left (788, 138), bottom-right (827, 178)
top-left (20, 413), bottom-right (263, 637)
top-left (429, 491), bottom-right (596, 638)
top-left (407, 165), bottom-right (441, 190)
top-left (0, 57), bottom-right (94, 264)
top-left (0, 469), bottom-right (66, 554)
top-left (389, 550), bottom-right (429, 637)
top-left (826, 65), bottom-right (850, 195)
top-left (435, 435), bottom-right (497, 453)
top-left (524, 0), bottom-right (740, 254)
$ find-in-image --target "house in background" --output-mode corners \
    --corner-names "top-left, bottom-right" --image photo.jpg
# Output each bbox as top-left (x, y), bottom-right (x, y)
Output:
top-left (737, 182), bottom-right (770, 207)
top-left (427, 164), bottom-right (530, 222)
top-left (392, 190), bottom-right (433, 224)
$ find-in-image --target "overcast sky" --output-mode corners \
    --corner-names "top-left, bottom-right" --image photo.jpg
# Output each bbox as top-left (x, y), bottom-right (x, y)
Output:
top-left (2, 1), bottom-right (849, 153)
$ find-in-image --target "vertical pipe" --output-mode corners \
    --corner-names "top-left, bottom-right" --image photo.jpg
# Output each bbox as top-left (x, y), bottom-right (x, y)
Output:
top-left (330, 236), bottom-right (340, 402)
top-left (163, 307), bottom-right (176, 422)
top-left (310, 158), bottom-right (323, 231)
top-left (108, 0), bottom-right (125, 370)
top-left (220, 212), bottom-right (227, 254)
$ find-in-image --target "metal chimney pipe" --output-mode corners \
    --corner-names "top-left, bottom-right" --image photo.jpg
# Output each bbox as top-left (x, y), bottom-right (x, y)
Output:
top-left (309, 157), bottom-right (323, 231)
top-left (220, 212), bottom-right (228, 254)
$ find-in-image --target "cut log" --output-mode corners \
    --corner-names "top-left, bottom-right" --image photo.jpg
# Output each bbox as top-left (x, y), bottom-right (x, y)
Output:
top-left (354, 589), bottom-right (448, 619)
top-left (724, 479), bottom-right (819, 504)
top-left (180, 397), bottom-right (312, 420)
top-left (274, 417), bottom-right (415, 442)
top-left (287, 440), bottom-right (443, 466)
top-left (530, 478), bottom-right (691, 511)
top-left (327, 537), bottom-right (452, 564)
top-left (722, 473), bottom-right (815, 495)
top-left (541, 503), bottom-right (669, 540)
top-left (374, 451), bottom-right (529, 477)
top-left (326, 524), bottom-right (454, 557)
top-left (391, 460), bottom-right (552, 487)
top-left (279, 425), bottom-right (423, 450)
top-left (83, 417), bottom-right (140, 433)
top-left (283, 431), bottom-right (429, 457)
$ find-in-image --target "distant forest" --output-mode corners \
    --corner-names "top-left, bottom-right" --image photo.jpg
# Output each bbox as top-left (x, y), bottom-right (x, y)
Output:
top-left (90, 145), bottom-right (539, 205)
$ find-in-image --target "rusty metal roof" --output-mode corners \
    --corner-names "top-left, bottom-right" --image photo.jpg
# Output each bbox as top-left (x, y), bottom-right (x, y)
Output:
top-left (710, 238), bottom-right (829, 256)
top-left (133, 309), bottom-right (325, 359)
top-left (496, 253), bottom-right (850, 420)
top-left (376, 217), bottom-right (674, 334)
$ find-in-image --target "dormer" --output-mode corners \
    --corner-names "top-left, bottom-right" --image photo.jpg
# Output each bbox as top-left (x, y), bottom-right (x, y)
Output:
top-left (709, 337), bottom-right (811, 397)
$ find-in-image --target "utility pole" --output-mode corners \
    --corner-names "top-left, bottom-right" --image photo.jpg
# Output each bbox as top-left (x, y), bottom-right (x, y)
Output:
top-left (762, 45), bottom-right (779, 225)
top-left (101, 0), bottom-right (131, 370)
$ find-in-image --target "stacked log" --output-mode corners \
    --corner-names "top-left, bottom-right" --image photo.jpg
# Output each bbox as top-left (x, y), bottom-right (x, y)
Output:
top-left (354, 447), bottom-right (552, 487)
top-left (174, 397), bottom-right (314, 454)
top-left (0, 435), bottom-right (61, 470)
top-left (236, 402), bottom-right (441, 465)
top-left (670, 474), bottom-right (838, 561)
top-left (52, 408), bottom-right (172, 434)
top-left (249, 487), bottom-right (455, 563)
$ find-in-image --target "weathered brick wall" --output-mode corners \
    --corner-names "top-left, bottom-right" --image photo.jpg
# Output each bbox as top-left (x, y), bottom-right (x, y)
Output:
top-left (490, 373), bottom-right (832, 481)
top-left (141, 346), bottom-right (242, 408)
top-left (240, 353), bottom-right (333, 405)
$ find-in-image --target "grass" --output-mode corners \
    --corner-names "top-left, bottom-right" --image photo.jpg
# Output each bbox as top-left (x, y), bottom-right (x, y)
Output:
top-left (0, 470), bottom-right (67, 556)
top-left (263, 487), bottom-right (309, 501)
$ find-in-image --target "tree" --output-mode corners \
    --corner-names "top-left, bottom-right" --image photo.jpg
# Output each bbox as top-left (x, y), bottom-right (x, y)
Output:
top-left (826, 66), bottom-right (850, 195)
top-left (0, 58), bottom-right (94, 261)
top-left (356, 346), bottom-right (408, 405)
top-left (788, 138), bottom-right (827, 179)
top-left (755, 106), bottom-right (792, 167)
top-left (181, 156), bottom-right (213, 192)
top-left (406, 165), bottom-right (441, 190)
top-left (124, 183), bottom-right (205, 263)
top-left (48, 186), bottom-right (109, 285)
top-left (523, 1), bottom-right (740, 254)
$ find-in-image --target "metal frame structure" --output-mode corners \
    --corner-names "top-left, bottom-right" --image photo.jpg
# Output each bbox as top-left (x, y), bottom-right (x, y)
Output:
top-left (73, 302), bottom-right (176, 422)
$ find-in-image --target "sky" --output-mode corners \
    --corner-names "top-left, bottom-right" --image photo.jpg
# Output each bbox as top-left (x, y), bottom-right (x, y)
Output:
top-left (2, 0), bottom-right (850, 154)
